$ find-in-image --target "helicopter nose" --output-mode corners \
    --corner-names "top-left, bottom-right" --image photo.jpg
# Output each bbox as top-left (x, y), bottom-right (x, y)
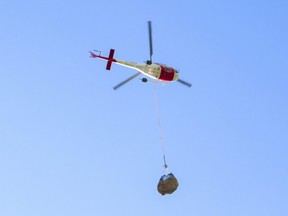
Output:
top-left (173, 71), bottom-right (179, 81)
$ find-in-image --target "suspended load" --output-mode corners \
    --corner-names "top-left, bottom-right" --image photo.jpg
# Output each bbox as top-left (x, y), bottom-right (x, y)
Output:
top-left (157, 172), bottom-right (179, 195)
top-left (153, 80), bottom-right (179, 195)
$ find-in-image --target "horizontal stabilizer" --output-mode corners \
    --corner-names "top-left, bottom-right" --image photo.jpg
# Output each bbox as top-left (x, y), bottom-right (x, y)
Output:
top-left (106, 49), bottom-right (115, 70)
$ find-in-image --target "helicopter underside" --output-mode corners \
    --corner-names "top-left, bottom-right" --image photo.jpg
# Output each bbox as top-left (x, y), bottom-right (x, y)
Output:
top-left (115, 60), bottom-right (179, 82)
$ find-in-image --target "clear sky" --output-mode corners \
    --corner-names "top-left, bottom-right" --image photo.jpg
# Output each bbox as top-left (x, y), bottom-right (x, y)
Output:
top-left (0, 0), bottom-right (287, 215)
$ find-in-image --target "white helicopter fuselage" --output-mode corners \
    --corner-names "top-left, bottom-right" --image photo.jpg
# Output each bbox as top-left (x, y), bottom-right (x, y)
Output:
top-left (114, 59), bottom-right (179, 82)
top-left (89, 50), bottom-right (179, 82)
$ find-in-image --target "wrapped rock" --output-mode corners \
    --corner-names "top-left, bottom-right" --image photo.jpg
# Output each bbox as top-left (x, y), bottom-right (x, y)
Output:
top-left (157, 173), bottom-right (179, 195)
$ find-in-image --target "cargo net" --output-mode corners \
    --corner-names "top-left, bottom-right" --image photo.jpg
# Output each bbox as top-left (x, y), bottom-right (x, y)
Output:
top-left (157, 172), bottom-right (179, 195)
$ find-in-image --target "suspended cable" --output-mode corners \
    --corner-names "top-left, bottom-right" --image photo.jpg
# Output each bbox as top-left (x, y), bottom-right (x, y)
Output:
top-left (153, 84), bottom-right (167, 169)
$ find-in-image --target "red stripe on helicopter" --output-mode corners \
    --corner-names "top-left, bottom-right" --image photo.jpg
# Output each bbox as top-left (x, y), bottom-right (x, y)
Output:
top-left (158, 66), bottom-right (175, 81)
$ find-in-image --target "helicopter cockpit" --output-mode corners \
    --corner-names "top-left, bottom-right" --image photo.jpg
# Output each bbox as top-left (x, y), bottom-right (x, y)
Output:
top-left (155, 63), bottom-right (179, 73)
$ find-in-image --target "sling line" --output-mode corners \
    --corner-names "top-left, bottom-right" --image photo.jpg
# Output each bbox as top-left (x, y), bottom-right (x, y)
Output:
top-left (153, 84), bottom-right (167, 168)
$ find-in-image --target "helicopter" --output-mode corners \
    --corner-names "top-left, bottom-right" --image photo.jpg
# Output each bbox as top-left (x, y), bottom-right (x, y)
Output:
top-left (90, 21), bottom-right (192, 90)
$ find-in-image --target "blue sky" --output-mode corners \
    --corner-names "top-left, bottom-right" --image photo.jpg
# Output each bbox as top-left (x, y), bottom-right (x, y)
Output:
top-left (0, 0), bottom-right (287, 215)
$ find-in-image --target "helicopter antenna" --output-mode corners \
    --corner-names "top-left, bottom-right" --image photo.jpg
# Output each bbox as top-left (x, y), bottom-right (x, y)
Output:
top-left (147, 21), bottom-right (153, 65)
top-left (93, 50), bottom-right (102, 56)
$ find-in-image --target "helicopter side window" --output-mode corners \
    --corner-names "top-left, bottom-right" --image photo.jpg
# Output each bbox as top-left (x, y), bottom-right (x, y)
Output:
top-left (165, 67), bottom-right (172, 73)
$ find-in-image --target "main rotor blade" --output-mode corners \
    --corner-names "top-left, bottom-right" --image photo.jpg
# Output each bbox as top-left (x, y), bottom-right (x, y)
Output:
top-left (113, 72), bottom-right (142, 90)
top-left (148, 21), bottom-right (153, 63)
top-left (177, 79), bottom-right (192, 87)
